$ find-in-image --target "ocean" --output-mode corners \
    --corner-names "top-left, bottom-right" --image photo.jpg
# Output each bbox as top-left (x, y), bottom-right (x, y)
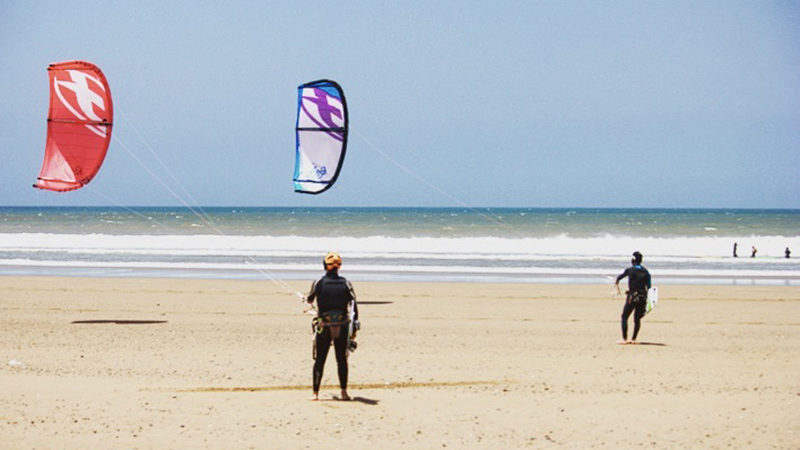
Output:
top-left (1, 207), bottom-right (798, 286)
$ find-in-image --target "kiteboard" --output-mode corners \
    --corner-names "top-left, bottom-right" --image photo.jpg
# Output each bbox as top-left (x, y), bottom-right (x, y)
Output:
top-left (645, 286), bottom-right (659, 316)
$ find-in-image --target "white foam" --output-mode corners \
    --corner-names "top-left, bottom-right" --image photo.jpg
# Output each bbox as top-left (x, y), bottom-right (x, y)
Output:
top-left (1, 232), bottom-right (798, 283)
top-left (1, 232), bottom-right (798, 258)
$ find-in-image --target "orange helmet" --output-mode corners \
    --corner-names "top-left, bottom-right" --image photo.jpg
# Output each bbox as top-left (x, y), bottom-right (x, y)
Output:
top-left (323, 252), bottom-right (342, 270)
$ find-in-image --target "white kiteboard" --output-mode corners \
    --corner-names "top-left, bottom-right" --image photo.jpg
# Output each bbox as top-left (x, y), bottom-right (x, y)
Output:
top-left (645, 286), bottom-right (659, 316)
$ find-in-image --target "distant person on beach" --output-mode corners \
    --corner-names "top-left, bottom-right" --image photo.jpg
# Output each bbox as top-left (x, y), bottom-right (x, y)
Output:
top-left (733, 242), bottom-right (738, 258)
top-left (305, 252), bottom-right (359, 401)
top-left (786, 247), bottom-right (792, 259)
top-left (751, 246), bottom-right (757, 258)
top-left (615, 251), bottom-right (651, 345)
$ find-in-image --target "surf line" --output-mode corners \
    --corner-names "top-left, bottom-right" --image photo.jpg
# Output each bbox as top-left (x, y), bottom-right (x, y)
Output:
top-left (166, 379), bottom-right (515, 393)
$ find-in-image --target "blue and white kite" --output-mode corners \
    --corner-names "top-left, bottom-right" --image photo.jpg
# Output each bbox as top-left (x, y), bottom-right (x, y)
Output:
top-left (294, 79), bottom-right (348, 194)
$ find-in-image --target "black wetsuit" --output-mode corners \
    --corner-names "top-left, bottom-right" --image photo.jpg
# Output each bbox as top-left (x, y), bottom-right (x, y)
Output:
top-left (306, 271), bottom-right (358, 392)
top-left (616, 264), bottom-right (651, 341)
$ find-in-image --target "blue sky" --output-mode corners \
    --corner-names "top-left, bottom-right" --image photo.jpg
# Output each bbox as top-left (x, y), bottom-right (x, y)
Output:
top-left (1, 1), bottom-right (798, 208)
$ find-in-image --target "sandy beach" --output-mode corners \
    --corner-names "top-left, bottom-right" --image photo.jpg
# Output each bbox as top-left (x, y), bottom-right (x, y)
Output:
top-left (1, 276), bottom-right (798, 448)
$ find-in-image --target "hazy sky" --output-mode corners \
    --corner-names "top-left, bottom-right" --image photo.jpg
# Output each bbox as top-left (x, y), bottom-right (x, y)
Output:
top-left (2, 1), bottom-right (798, 208)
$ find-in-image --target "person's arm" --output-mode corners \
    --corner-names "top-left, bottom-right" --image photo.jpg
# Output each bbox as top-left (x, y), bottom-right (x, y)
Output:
top-left (646, 270), bottom-right (652, 290)
top-left (615, 268), bottom-right (629, 284)
top-left (614, 268), bottom-right (629, 293)
top-left (346, 280), bottom-right (358, 322)
top-left (306, 280), bottom-right (318, 305)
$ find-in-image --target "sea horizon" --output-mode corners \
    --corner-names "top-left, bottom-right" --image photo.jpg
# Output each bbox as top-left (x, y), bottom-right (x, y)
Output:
top-left (6, 205), bottom-right (799, 210)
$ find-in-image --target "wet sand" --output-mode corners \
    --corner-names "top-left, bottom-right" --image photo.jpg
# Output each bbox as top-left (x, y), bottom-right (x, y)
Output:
top-left (1, 276), bottom-right (798, 448)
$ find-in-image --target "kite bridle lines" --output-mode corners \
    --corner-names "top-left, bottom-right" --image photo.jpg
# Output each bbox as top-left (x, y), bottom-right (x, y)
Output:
top-left (353, 128), bottom-right (528, 240)
top-left (102, 111), bottom-right (302, 299)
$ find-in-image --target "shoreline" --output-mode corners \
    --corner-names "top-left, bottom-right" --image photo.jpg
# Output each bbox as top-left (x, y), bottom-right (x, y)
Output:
top-left (2, 264), bottom-right (799, 286)
top-left (2, 276), bottom-right (799, 447)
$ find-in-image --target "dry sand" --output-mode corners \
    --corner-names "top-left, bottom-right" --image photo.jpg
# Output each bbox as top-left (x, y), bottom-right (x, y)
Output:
top-left (1, 276), bottom-right (798, 448)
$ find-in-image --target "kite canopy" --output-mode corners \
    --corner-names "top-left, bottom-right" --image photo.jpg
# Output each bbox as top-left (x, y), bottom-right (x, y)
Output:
top-left (34, 60), bottom-right (113, 192)
top-left (294, 79), bottom-right (348, 194)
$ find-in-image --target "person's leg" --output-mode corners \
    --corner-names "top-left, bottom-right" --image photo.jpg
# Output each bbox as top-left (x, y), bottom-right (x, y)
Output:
top-left (332, 332), bottom-right (350, 399)
top-left (312, 330), bottom-right (332, 399)
top-left (620, 300), bottom-right (634, 342)
top-left (631, 299), bottom-right (646, 341)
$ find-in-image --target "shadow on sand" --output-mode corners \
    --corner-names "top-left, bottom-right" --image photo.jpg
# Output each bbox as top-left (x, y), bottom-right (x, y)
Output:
top-left (71, 320), bottom-right (168, 325)
top-left (329, 396), bottom-right (379, 405)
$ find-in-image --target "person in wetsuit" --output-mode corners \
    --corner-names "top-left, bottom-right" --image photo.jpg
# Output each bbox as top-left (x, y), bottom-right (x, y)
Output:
top-left (614, 251), bottom-right (651, 344)
top-left (305, 252), bottom-right (359, 401)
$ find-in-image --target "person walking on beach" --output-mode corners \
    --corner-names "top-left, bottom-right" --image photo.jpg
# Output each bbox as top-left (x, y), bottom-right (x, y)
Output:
top-left (305, 252), bottom-right (359, 401)
top-left (733, 242), bottom-right (738, 258)
top-left (786, 247), bottom-right (791, 259)
top-left (751, 246), bottom-right (757, 258)
top-left (614, 251), bottom-right (651, 344)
